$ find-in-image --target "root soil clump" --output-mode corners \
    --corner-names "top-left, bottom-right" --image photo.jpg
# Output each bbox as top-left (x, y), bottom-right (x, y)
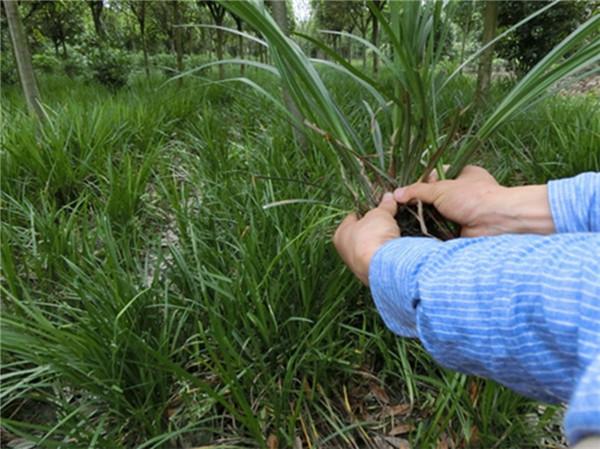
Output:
top-left (395, 203), bottom-right (458, 240)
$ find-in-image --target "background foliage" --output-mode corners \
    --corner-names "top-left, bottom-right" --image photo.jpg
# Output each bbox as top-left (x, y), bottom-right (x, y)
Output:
top-left (496, 0), bottom-right (594, 73)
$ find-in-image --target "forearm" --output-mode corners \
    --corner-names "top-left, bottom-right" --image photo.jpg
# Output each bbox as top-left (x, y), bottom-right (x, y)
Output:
top-left (486, 184), bottom-right (554, 235)
top-left (483, 172), bottom-right (600, 235)
top-left (370, 233), bottom-right (600, 444)
top-left (370, 233), bottom-right (600, 398)
top-left (572, 437), bottom-right (600, 449)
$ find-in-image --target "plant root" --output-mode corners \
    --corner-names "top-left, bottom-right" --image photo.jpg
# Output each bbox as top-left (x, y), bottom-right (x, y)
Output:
top-left (395, 202), bottom-right (458, 241)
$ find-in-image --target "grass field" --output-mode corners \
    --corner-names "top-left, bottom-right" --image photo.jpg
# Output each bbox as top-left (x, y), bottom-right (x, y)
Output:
top-left (1, 68), bottom-right (599, 448)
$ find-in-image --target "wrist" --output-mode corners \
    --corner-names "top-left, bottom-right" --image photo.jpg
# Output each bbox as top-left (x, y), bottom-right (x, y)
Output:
top-left (487, 184), bottom-right (554, 235)
top-left (571, 436), bottom-right (600, 449)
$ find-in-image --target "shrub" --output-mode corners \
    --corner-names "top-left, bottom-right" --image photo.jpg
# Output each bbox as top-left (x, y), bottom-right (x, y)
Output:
top-left (184, 53), bottom-right (211, 69)
top-left (151, 52), bottom-right (177, 77)
top-left (32, 52), bottom-right (61, 74)
top-left (0, 51), bottom-right (18, 85)
top-left (62, 51), bottom-right (88, 78)
top-left (87, 47), bottom-right (131, 89)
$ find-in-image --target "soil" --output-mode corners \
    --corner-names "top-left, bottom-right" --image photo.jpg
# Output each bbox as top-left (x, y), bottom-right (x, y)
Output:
top-left (395, 203), bottom-right (459, 240)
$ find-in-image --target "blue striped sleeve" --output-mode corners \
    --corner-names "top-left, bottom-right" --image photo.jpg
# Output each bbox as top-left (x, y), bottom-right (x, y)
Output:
top-left (566, 354), bottom-right (600, 444)
top-left (370, 233), bottom-right (600, 444)
top-left (548, 172), bottom-right (600, 233)
top-left (368, 173), bottom-right (600, 445)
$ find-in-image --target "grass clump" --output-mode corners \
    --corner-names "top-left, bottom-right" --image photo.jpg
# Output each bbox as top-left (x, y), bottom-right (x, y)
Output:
top-left (213, 0), bottom-right (598, 239)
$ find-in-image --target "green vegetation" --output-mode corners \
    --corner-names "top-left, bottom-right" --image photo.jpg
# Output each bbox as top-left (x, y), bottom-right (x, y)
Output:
top-left (1, 0), bottom-right (599, 447)
top-left (2, 67), bottom-right (598, 447)
top-left (227, 1), bottom-right (597, 197)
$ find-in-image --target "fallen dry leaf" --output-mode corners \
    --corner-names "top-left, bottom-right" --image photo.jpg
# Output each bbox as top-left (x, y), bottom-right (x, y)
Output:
top-left (389, 423), bottom-right (415, 436)
top-left (267, 434), bottom-right (279, 449)
top-left (468, 380), bottom-right (480, 404)
top-left (369, 383), bottom-right (390, 405)
top-left (383, 403), bottom-right (411, 418)
top-left (373, 435), bottom-right (411, 449)
top-left (436, 433), bottom-right (450, 449)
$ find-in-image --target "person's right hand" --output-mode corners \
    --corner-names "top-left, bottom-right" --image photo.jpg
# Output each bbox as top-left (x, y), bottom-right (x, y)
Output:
top-left (394, 165), bottom-right (554, 237)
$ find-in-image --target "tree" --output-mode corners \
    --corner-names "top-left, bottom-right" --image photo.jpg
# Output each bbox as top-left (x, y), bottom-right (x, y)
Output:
top-left (231, 12), bottom-right (245, 75)
top-left (129, 1), bottom-right (149, 77)
top-left (3, 0), bottom-right (43, 119)
top-left (269, 0), bottom-right (308, 152)
top-left (453, 0), bottom-right (479, 66)
top-left (370, 0), bottom-right (385, 74)
top-left (87, 0), bottom-right (105, 39)
top-left (348, 1), bottom-right (371, 68)
top-left (496, 1), bottom-right (592, 74)
top-left (35, 0), bottom-right (84, 58)
top-left (172, 0), bottom-right (184, 84)
top-left (200, 0), bottom-right (227, 80)
top-left (313, 0), bottom-right (347, 52)
top-left (475, 0), bottom-right (498, 108)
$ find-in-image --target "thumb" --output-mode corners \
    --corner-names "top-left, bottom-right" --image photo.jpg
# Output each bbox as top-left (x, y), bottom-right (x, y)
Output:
top-left (394, 182), bottom-right (438, 205)
top-left (378, 192), bottom-right (397, 215)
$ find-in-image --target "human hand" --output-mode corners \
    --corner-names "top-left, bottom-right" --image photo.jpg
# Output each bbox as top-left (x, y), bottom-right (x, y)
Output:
top-left (333, 193), bottom-right (399, 285)
top-left (394, 165), bottom-right (554, 237)
top-left (394, 165), bottom-right (502, 237)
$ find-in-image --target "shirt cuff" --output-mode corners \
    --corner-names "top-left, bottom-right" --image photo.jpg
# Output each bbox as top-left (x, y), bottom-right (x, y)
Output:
top-left (548, 172), bottom-right (599, 233)
top-left (368, 237), bottom-right (441, 338)
top-left (565, 354), bottom-right (600, 445)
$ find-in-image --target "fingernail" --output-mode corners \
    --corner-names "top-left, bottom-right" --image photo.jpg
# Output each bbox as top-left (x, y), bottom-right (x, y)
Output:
top-left (382, 192), bottom-right (393, 202)
top-left (394, 188), bottom-right (406, 201)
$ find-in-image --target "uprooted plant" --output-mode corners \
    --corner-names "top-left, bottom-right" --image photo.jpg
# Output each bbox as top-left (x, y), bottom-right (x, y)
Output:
top-left (189, 0), bottom-right (599, 239)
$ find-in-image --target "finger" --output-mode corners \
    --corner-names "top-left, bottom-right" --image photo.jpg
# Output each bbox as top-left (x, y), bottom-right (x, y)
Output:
top-left (394, 182), bottom-right (438, 204)
top-left (377, 192), bottom-right (397, 216)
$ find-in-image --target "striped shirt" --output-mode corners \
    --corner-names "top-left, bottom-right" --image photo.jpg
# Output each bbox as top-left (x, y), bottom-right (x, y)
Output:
top-left (369, 172), bottom-right (600, 445)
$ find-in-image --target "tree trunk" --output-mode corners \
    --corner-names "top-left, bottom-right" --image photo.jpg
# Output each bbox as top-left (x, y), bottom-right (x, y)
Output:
top-left (270, 0), bottom-right (289, 34)
top-left (270, 0), bottom-right (308, 152)
top-left (200, 26), bottom-right (206, 54)
top-left (459, 12), bottom-right (472, 66)
top-left (130, 1), bottom-right (150, 78)
top-left (3, 0), bottom-right (44, 120)
top-left (234, 16), bottom-right (244, 75)
top-left (88, 0), bottom-right (105, 39)
top-left (141, 30), bottom-right (149, 78)
top-left (136, 2), bottom-right (150, 78)
top-left (173, 0), bottom-right (184, 85)
top-left (361, 30), bottom-right (367, 69)
top-left (475, 1), bottom-right (498, 108)
top-left (238, 33), bottom-right (244, 75)
top-left (346, 33), bottom-right (352, 61)
top-left (55, 18), bottom-right (68, 58)
top-left (216, 25), bottom-right (224, 79)
top-left (372, 15), bottom-right (379, 74)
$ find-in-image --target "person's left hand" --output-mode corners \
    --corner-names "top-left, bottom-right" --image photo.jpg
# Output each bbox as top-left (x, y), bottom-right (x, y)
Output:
top-left (333, 192), bottom-right (400, 285)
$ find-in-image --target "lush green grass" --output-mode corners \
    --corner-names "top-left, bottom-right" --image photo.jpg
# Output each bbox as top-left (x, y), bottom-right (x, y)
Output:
top-left (1, 70), bottom-right (598, 448)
